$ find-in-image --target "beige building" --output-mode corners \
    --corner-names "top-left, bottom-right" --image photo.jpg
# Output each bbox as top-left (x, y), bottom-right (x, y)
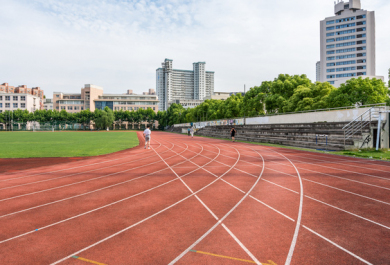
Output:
top-left (53, 84), bottom-right (159, 113)
top-left (0, 83), bottom-right (44, 110)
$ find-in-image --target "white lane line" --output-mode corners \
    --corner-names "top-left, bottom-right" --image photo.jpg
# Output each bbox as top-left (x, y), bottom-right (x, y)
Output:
top-left (250, 196), bottom-right (295, 222)
top-left (265, 167), bottom-right (390, 206)
top-left (0, 141), bottom-right (174, 191)
top-left (0, 139), bottom-right (179, 202)
top-left (302, 226), bottom-right (373, 265)
top-left (50, 143), bottom-right (252, 265)
top-left (0, 139), bottom-right (164, 181)
top-left (261, 153), bottom-right (390, 181)
top-left (0, 141), bottom-right (208, 242)
top-left (0, 139), bottom-right (195, 218)
top-left (276, 150), bottom-right (390, 174)
top-left (260, 179), bottom-right (390, 230)
top-left (168, 145), bottom-right (265, 265)
top-left (265, 159), bottom-right (390, 191)
top-left (156, 141), bottom-right (261, 265)
top-left (249, 193), bottom-right (373, 265)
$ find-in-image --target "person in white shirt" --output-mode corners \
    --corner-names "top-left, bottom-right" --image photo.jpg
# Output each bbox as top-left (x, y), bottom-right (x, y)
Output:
top-left (190, 127), bottom-right (194, 138)
top-left (143, 125), bottom-right (151, 149)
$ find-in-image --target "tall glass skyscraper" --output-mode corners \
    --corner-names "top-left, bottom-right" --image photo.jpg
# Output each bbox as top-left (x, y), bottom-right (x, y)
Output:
top-left (156, 59), bottom-right (214, 111)
top-left (319, 0), bottom-right (382, 87)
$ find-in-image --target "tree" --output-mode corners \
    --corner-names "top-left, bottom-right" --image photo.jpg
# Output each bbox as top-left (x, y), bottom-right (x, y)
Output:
top-left (327, 77), bottom-right (388, 108)
top-left (94, 107), bottom-right (115, 130)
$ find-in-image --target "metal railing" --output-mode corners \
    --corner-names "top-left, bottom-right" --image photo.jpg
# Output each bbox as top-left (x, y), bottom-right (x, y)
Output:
top-left (342, 106), bottom-right (385, 145)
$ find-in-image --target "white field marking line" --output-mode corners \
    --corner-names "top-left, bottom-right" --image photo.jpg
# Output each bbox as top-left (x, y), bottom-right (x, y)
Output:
top-left (168, 146), bottom-right (265, 265)
top-left (157, 141), bottom-right (261, 265)
top-left (302, 226), bottom-right (373, 265)
top-left (279, 148), bottom-right (390, 169)
top-left (265, 159), bottom-right (390, 191)
top-left (247, 193), bottom-right (373, 265)
top-left (274, 150), bottom-right (390, 174)
top-left (50, 140), bottom-right (245, 265)
top-left (0, 139), bottom-right (176, 191)
top-left (0, 142), bottom-right (199, 219)
top-left (262, 149), bottom-right (303, 265)
top-left (0, 140), bottom-right (210, 242)
top-left (258, 152), bottom-right (390, 181)
top-left (172, 143), bottom-right (263, 179)
top-left (0, 140), bottom-right (164, 181)
top-left (260, 178), bottom-right (390, 230)
top-left (265, 167), bottom-right (390, 206)
top-left (0, 139), bottom-right (182, 202)
top-left (152, 142), bottom-right (219, 220)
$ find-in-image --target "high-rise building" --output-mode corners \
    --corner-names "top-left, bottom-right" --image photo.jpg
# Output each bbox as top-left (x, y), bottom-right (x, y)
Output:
top-left (319, 0), bottom-right (383, 87)
top-left (156, 59), bottom-right (214, 111)
top-left (316, 61), bottom-right (321, 82)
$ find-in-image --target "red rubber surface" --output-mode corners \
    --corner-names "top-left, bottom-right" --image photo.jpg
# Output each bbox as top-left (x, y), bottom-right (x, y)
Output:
top-left (0, 131), bottom-right (389, 265)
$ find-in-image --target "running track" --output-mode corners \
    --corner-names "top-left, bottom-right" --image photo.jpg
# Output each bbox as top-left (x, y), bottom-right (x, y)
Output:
top-left (0, 131), bottom-right (389, 265)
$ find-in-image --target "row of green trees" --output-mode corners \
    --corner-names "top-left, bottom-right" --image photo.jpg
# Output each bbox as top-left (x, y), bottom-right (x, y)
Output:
top-left (157, 75), bottom-right (390, 126)
top-left (0, 107), bottom-right (158, 130)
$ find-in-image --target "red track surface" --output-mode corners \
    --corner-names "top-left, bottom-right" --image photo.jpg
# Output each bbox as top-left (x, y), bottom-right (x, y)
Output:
top-left (0, 131), bottom-right (389, 265)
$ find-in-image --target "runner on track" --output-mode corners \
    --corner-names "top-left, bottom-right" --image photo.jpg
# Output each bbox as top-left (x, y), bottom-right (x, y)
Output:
top-left (190, 126), bottom-right (194, 138)
top-left (230, 127), bottom-right (236, 142)
top-left (143, 125), bottom-right (151, 149)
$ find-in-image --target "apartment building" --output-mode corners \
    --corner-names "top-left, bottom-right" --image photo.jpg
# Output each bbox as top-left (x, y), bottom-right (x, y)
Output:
top-left (319, 0), bottom-right (383, 87)
top-left (0, 83), bottom-right (44, 113)
top-left (156, 59), bottom-right (215, 111)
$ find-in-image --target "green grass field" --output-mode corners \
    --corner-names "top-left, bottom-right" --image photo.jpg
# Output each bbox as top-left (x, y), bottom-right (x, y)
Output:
top-left (0, 131), bottom-right (139, 158)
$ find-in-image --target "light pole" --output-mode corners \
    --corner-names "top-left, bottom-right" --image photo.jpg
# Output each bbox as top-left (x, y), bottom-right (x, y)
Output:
top-left (244, 84), bottom-right (246, 126)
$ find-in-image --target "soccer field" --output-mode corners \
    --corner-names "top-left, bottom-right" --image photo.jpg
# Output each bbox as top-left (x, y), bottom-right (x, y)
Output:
top-left (0, 131), bottom-right (139, 158)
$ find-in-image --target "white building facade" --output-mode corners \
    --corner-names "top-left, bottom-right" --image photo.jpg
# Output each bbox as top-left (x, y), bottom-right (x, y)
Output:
top-left (156, 59), bottom-right (214, 111)
top-left (319, 0), bottom-right (382, 87)
top-left (0, 93), bottom-right (40, 113)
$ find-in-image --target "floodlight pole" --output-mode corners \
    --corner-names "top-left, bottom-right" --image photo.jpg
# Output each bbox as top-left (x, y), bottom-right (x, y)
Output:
top-left (244, 84), bottom-right (246, 126)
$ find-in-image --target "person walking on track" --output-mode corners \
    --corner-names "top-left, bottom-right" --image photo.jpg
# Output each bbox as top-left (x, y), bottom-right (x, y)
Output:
top-left (187, 128), bottom-right (190, 136)
top-left (190, 126), bottom-right (194, 138)
top-left (230, 127), bottom-right (236, 142)
top-left (143, 125), bottom-right (151, 149)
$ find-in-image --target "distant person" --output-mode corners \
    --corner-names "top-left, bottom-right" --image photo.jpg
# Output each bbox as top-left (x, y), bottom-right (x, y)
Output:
top-left (143, 125), bottom-right (151, 149)
top-left (188, 128), bottom-right (190, 136)
top-left (190, 127), bottom-right (194, 138)
top-left (230, 127), bottom-right (236, 142)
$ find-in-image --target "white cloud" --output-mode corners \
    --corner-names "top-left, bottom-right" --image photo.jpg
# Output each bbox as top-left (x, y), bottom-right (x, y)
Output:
top-left (0, 0), bottom-right (389, 97)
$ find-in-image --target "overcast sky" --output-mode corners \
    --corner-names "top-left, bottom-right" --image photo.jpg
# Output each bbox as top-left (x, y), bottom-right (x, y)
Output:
top-left (1, 0), bottom-right (389, 97)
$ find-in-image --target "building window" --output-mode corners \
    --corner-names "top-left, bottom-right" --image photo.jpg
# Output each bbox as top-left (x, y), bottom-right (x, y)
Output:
top-left (357, 27), bottom-right (366, 32)
top-left (336, 29), bottom-right (355, 35)
top-left (327, 63), bottom-right (335, 67)
top-left (21, 96), bottom-right (26, 101)
top-left (21, 103), bottom-right (25, 108)
top-left (326, 57), bottom-right (335, 61)
top-left (357, 46), bottom-right (366, 51)
top-left (357, 65), bottom-right (366, 70)
top-left (357, 15), bottom-right (366, 19)
top-left (5, 96), bottom-right (10, 101)
top-left (357, 40), bottom-right (366, 45)
top-left (0, 96), bottom-right (2, 100)
top-left (5, 103), bottom-right (10, 108)
top-left (336, 60), bottom-right (356, 66)
top-left (336, 48), bottom-right (356, 53)
top-left (357, 33), bottom-right (366, 38)
top-left (336, 73), bottom-right (356, 78)
top-left (13, 96), bottom-right (18, 101)
top-left (0, 103), bottom-right (2, 107)
top-left (336, 16), bottom-right (355, 23)
top-left (74, 106), bottom-right (79, 110)
top-left (56, 106), bottom-right (59, 110)
top-left (336, 41), bottom-right (355, 47)
top-left (326, 44), bottom-right (335, 49)
top-left (336, 35), bottom-right (356, 41)
top-left (61, 106), bottom-right (66, 110)
top-left (327, 69), bottom-right (335, 72)
top-left (326, 26), bottom-right (335, 31)
top-left (327, 51), bottom-right (335, 54)
top-left (326, 20), bottom-right (335, 25)
top-left (336, 67), bottom-right (356, 72)
top-left (336, 54), bottom-right (356, 59)
top-left (67, 106), bottom-right (73, 110)
top-left (336, 23), bottom-right (355, 29)
top-left (357, 21), bottom-right (366, 26)
top-left (327, 75), bottom-right (335, 79)
top-left (357, 53), bottom-right (366, 57)
top-left (326, 32), bottom-right (335, 37)
top-left (81, 106), bottom-right (84, 110)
